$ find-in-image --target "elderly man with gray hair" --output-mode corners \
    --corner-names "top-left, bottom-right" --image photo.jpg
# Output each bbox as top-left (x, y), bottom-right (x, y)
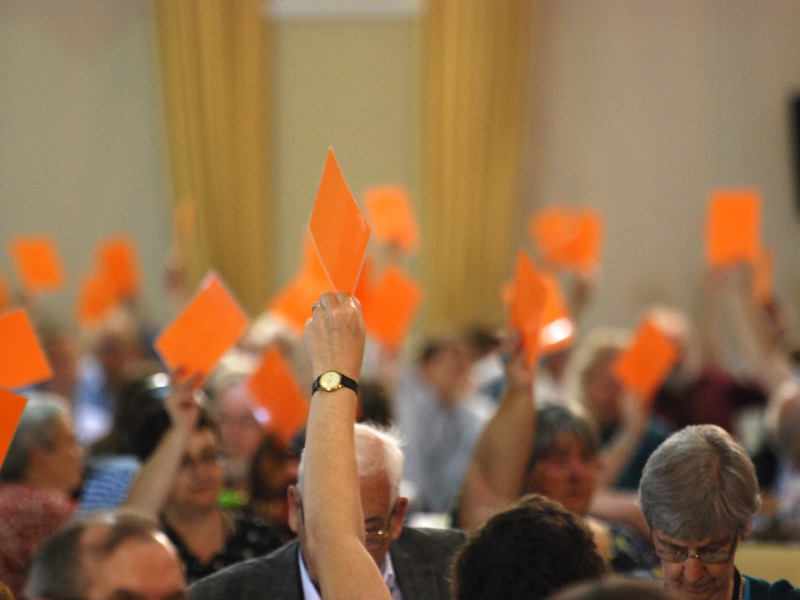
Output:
top-left (189, 422), bottom-right (465, 600)
top-left (639, 424), bottom-right (800, 600)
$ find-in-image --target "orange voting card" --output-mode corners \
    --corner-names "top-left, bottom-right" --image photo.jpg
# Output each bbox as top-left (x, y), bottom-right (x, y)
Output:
top-left (0, 389), bottom-right (28, 471)
top-left (246, 347), bottom-right (309, 445)
top-left (509, 251), bottom-right (547, 366)
top-left (528, 207), bottom-right (603, 274)
top-left (706, 189), bottom-right (761, 267)
top-left (363, 186), bottom-right (421, 253)
top-left (353, 256), bottom-right (374, 308)
top-left (612, 319), bottom-right (679, 400)
top-left (538, 272), bottom-right (575, 355)
top-left (0, 308), bottom-right (53, 389)
top-left (308, 149), bottom-right (371, 293)
top-left (8, 235), bottom-right (66, 293)
top-left (74, 270), bottom-right (117, 328)
top-left (97, 236), bottom-right (142, 301)
top-left (269, 274), bottom-right (329, 336)
top-left (154, 272), bottom-right (249, 382)
top-left (363, 265), bottom-right (424, 351)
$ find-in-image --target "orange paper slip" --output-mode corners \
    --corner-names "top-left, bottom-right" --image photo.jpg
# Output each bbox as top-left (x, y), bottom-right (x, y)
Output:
top-left (308, 149), bottom-right (371, 293)
top-left (706, 189), bottom-right (761, 267)
top-left (0, 308), bottom-right (53, 389)
top-left (363, 266), bottom-right (424, 351)
top-left (538, 272), bottom-right (575, 355)
top-left (612, 319), bottom-right (679, 400)
top-left (509, 251), bottom-right (547, 366)
top-left (0, 389), bottom-right (28, 471)
top-left (528, 207), bottom-right (603, 274)
top-left (364, 186), bottom-right (421, 252)
top-left (97, 236), bottom-right (142, 301)
top-left (246, 347), bottom-right (309, 446)
top-left (8, 235), bottom-right (66, 293)
top-left (75, 270), bottom-right (117, 328)
top-left (154, 273), bottom-right (250, 382)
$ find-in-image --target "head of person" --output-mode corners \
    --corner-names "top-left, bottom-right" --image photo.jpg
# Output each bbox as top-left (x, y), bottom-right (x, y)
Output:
top-left (26, 509), bottom-right (187, 600)
top-left (248, 433), bottom-right (299, 535)
top-left (214, 378), bottom-right (265, 488)
top-left (166, 410), bottom-right (226, 517)
top-left (451, 493), bottom-right (607, 600)
top-left (0, 395), bottom-right (83, 494)
top-left (289, 423), bottom-right (408, 582)
top-left (92, 308), bottom-right (145, 390)
top-left (563, 327), bottom-right (629, 431)
top-left (639, 425), bottom-right (761, 600)
top-left (417, 334), bottom-right (473, 403)
top-left (525, 404), bottom-right (599, 516)
top-left (548, 575), bottom-right (679, 600)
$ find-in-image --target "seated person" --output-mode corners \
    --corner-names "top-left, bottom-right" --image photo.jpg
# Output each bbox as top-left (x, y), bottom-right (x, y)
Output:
top-left (457, 342), bottom-right (653, 574)
top-left (0, 395), bottom-right (84, 598)
top-left (549, 575), bottom-right (678, 600)
top-left (124, 374), bottom-right (282, 582)
top-left (189, 422), bottom-right (465, 599)
top-left (451, 493), bottom-right (607, 600)
top-left (25, 508), bottom-right (187, 600)
top-left (639, 424), bottom-right (800, 599)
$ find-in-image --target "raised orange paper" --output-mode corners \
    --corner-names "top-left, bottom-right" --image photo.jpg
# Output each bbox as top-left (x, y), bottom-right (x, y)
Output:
top-left (0, 389), bottom-right (28, 471)
top-left (74, 270), bottom-right (117, 327)
top-left (706, 189), bottom-right (761, 266)
top-left (509, 251), bottom-right (547, 366)
top-left (308, 149), bottom-right (371, 293)
top-left (0, 274), bottom-right (9, 313)
top-left (363, 266), bottom-right (424, 351)
top-left (246, 347), bottom-right (309, 445)
top-left (269, 274), bottom-right (329, 336)
top-left (154, 272), bottom-right (249, 382)
top-left (612, 319), bottom-right (679, 400)
top-left (8, 235), bottom-right (66, 293)
top-left (97, 236), bottom-right (141, 301)
top-left (538, 272), bottom-right (575, 355)
top-left (364, 186), bottom-right (421, 253)
top-left (353, 256), bottom-right (374, 307)
top-left (528, 207), bottom-right (603, 274)
top-left (0, 309), bottom-right (53, 389)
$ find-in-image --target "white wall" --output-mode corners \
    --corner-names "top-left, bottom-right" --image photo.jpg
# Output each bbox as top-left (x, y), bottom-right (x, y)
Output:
top-left (0, 0), bottom-right (172, 325)
top-left (523, 1), bottom-right (800, 335)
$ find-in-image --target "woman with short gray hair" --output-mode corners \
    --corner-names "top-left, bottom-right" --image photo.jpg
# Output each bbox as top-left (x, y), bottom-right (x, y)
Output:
top-left (639, 424), bottom-right (799, 600)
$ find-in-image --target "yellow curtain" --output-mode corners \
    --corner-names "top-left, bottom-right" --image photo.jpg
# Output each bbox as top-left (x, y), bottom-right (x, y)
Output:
top-left (153, 0), bottom-right (272, 315)
top-left (422, 1), bottom-right (534, 331)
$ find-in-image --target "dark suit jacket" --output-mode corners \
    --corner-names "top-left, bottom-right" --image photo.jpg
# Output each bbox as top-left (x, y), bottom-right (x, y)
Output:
top-left (188, 526), bottom-right (465, 600)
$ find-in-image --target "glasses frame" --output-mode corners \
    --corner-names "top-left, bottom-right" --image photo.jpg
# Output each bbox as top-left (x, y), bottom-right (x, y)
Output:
top-left (651, 536), bottom-right (739, 564)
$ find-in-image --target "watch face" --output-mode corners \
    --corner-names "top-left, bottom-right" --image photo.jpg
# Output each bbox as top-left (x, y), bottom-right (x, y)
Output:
top-left (320, 371), bottom-right (342, 391)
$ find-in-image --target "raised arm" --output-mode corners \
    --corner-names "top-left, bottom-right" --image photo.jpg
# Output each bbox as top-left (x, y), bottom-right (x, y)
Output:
top-left (124, 371), bottom-right (201, 515)
top-left (302, 291), bottom-right (391, 600)
top-left (458, 337), bottom-right (536, 531)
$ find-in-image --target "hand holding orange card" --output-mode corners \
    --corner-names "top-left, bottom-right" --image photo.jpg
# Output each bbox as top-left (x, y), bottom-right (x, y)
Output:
top-left (363, 185), bottom-right (421, 253)
top-left (246, 347), bottom-right (309, 446)
top-left (8, 235), bottom-right (66, 293)
top-left (362, 265), bottom-right (424, 352)
top-left (0, 308), bottom-right (53, 389)
top-left (0, 389), bottom-right (28, 470)
top-left (154, 272), bottom-right (249, 383)
top-left (508, 251), bottom-right (547, 366)
top-left (308, 149), bottom-right (371, 294)
top-left (706, 189), bottom-right (761, 267)
top-left (611, 319), bottom-right (679, 401)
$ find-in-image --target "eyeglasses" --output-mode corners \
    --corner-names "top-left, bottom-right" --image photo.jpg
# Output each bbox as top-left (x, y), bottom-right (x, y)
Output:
top-left (364, 505), bottom-right (397, 550)
top-left (652, 537), bottom-right (738, 564)
top-left (180, 451), bottom-right (225, 471)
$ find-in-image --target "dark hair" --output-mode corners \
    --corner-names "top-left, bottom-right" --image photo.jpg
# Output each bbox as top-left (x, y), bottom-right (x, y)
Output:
top-left (528, 404), bottom-right (599, 471)
top-left (26, 509), bottom-right (165, 599)
top-left (548, 576), bottom-right (677, 600)
top-left (451, 494), bottom-right (607, 600)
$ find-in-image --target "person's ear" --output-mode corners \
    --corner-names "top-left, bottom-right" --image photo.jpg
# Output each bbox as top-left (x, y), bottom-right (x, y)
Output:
top-left (287, 485), bottom-right (301, 534)
top-left (388, 496), bottom-right (409, 542)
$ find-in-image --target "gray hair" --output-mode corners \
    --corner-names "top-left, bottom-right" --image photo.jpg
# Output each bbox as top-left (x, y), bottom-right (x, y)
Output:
top-left (298, 422), bottom-right (405, 504)
top-left (26, 508), bottom-right (164, 599)
top-left (0, 395), bottom-right (69, 482)
top-left (638, 424), bottom-right (761, 540)
top-left (528, 404), bottom-right (599, 470)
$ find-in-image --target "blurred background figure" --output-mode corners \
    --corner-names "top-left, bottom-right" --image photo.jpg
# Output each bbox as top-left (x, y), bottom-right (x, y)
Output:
top-left (246, 433), bottom-right (300, 542)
